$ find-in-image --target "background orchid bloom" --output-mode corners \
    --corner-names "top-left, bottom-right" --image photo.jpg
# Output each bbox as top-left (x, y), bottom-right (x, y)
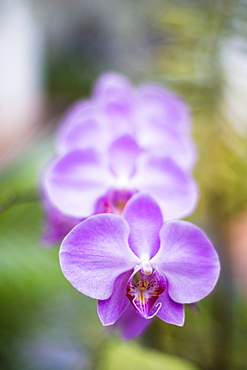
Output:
top-left (59, 193), bottom-right (220, 339)
top-left (41, 71), bottom-right (198, 244)
top-left (94, 73), bottom-right (197, 170)
top-left (42, 134), bottom-right (198, 220)
top-left (56, 102), bottom-right (114, 156)
top-left (56, 71), bottom-right (197, 171)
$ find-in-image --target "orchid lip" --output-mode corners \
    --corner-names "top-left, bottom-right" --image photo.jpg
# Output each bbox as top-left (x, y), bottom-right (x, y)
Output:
top-left (94, 188), bottom-right (136, 215)
top-left (126, 269), bottom-right (166, 320)
top-left (132, 298), bottom-right (162, 319)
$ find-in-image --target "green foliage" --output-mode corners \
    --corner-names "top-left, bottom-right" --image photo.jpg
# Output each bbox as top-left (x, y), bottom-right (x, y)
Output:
top-left (1, 1), bottom-right (247, 369)
top-left (99, 340), bottom-right (199, 370)
top-left (0, 145), bottom-right (103, 369)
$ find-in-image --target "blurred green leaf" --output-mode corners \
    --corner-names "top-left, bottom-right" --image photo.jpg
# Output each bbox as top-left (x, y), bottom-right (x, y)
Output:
top-left (99, 340), bottom-right (199, 370)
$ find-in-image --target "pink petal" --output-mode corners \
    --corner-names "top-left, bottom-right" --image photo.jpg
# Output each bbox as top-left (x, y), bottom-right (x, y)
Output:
top-left (97, 271), bottom-right (131, 325)
top-left (113, 304), bottom-right (152, 340)
top-left (151, 220), bottom-right (220, 303)
top-left (93, 71), bottom-right (135, 137)
top-left (57, 113), bottom-right (110, 155)
top-left (109, 135), bottom-right (141, 183)
top-left (132, 156), bottom-right (199, 220)
top-left (136, 83), bottom-right (192, 135)
top-left (59, 214), bottom-right (140, 300)
top-left (43, 149), bottom-right (111, 217)
top-left (56, 100), bottom-right (95, 152)
top-left (136, 119), bottom-right (197, 171)
top-left (157, 288), bottom-right (184, 326)
top-left (123, 193), bottom-right (163, 259)
top-left (93, 71), bottom-right (134, 110)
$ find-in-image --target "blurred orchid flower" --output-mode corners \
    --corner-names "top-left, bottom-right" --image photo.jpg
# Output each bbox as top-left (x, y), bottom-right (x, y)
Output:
top-left (41, 71), bottom-right (198, 244)
top-left (59, 193), bottom-right (220, 339)
top-left (42, 134), bottom-right (198, 221)
top-left (56, 72), bottom-right (197, 171)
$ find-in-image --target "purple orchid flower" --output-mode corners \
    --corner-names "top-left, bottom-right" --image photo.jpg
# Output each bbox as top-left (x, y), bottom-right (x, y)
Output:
top-left (56, 72), bottom-right (197, 171)
top-left (42, 134), bottom-right (198, 221)
top-left (59, 193), bottom-right (220, 339)
top-left (41, 71), bottom-right (198, 244)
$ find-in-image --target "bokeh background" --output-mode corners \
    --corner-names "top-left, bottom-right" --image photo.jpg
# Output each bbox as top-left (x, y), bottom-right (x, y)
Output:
top-left (1, 0), bottom-right (247, 369)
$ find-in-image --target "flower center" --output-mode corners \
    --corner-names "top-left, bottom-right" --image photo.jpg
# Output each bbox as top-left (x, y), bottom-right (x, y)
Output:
top-left (126, 269), bottom-right (166, 319)
top-left (95, 188), bottom-right (136, 215)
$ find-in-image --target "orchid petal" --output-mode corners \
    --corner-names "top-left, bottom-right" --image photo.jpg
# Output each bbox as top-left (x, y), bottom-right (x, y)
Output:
top-left (136, 120), bottom-right (197, 171)
top-left (93, 71), bottom-right (133, 109)
top-left (43, 149), bottom-right (110, 217)
top-left (114, 304), bottom-right (152, 340)
top-left (56, 100), bottom-right (95, 151)
top-left (60, 214), bottom-right (140, 300)
top-left (132, 156), bottom-right (198, 220)
top-left (109, 135), bottom-right (140, 183)
top-left (137, 83), bottom-right (192, 134)
top-left (151, 220), bottom-right (220, 303)
top-left (98, 271), bottom-right (132, 325)
top-left (93, 72), bottom-right (135, 137)
top-left (157, 288), bottom-right (184, 326)
top-left (57, 114), bottom-right (110, 155)
top-left (123, 193), bottom-right (163, 260)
